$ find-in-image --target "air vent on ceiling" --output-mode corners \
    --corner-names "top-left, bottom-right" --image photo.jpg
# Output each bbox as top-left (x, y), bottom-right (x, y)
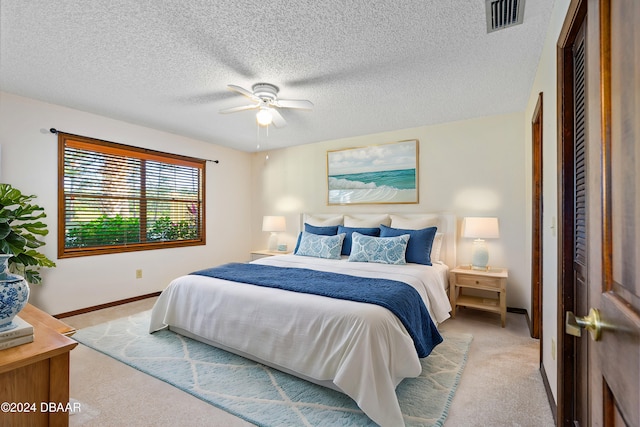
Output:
top-left (486, 0), bottom-right (525, 33)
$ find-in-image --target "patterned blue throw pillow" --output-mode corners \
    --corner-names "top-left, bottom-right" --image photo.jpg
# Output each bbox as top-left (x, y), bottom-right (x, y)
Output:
top-left (337, 225), bottom-right (381, 255)
top-left (295, 232), bottom-right (346, 260)
top-left (348, 232), bottom-right (410, 265)
top-left (293, 223), bottom-right (340, 254)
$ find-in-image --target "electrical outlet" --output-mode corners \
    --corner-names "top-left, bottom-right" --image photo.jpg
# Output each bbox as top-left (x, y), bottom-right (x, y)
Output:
top-left (551, 338), bottom-right (556, 360)
top-left (136, 269), bottom-right (142, 279)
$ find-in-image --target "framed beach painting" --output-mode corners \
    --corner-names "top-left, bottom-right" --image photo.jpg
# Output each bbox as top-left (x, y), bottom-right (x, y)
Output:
top-left (327, 139), bottom-right (418, 205)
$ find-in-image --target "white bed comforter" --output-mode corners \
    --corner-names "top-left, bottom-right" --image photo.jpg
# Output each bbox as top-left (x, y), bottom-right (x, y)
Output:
top-left (149, 255), bottom-right (451, 427)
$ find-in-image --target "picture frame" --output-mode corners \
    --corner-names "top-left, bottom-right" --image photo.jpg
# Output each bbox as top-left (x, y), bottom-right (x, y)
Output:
top-left (327, 139), bottom-right (419, 205)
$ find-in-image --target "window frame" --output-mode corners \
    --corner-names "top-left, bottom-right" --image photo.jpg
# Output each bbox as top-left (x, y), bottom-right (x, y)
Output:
top-left (58, 133), bottom-right (206, 258)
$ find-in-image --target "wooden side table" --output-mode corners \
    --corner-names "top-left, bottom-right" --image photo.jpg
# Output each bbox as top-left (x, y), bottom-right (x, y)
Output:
top-left (449, 266), bottom-right (508, 327)
top-left (0, 304), bottom-right (78, 426)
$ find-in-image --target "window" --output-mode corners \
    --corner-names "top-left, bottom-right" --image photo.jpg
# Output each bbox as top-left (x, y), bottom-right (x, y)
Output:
top-left (58, 133), bottom-right (206, 258)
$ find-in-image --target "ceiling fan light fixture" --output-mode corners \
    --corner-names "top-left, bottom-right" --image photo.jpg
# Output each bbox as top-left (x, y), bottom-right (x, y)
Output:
top-left (221, 82), bottom-right (312, 128)
top-left (256, 108), bottom-right (273, 126)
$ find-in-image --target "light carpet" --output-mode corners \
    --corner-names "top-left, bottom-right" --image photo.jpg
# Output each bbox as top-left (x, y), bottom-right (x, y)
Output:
top-left (73, 310), bottom-right (472, 427)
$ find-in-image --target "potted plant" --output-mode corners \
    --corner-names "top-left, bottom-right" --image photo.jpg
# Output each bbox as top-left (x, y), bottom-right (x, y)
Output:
top-left (0, 183), bottom-right (56, 331)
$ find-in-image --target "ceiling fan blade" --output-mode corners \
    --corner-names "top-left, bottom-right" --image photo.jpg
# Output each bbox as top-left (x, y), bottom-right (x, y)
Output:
top-left (270, 109), bottom-right (287, 128)
top-left (227, 84), bottom-right (260, 102)
top-left (219, 104), bottom-right (259, 114)
top-left (274, 99), bottom-right (314, 110)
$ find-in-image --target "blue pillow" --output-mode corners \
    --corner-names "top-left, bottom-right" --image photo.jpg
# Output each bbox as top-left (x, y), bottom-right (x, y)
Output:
top-left (304, 223), bottom-right (339, 235)
top-left (379, 224), bottom-right (437, 265)
top-left (337, 225), bottom-right (380, 255)
top-left (348, 232), bottom-right (409, 265)
top-left (294, 223), bottom-right (340, 253)
top-left (295, 232), bottom-right (346, 260)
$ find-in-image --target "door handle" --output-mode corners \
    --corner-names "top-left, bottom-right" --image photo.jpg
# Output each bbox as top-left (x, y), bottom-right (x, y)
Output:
top-left (565, 308), bottom-right (602, 341)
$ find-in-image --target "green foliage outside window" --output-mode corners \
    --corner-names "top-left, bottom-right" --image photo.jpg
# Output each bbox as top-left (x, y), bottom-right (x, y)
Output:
top-left (147, 216), bottom-right (198, 241)
top-left (65, 215), bottom-right (141, 247)
top-left (66, 213), bottom-right (198, 247)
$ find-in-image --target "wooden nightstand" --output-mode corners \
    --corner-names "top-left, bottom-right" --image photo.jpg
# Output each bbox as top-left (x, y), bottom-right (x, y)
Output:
top-left (449, 266), bottom-right (508, 327)
top-left (0, 304), bottom-right (78, 426)
top-left (250, 249), bottom-right (292, 261)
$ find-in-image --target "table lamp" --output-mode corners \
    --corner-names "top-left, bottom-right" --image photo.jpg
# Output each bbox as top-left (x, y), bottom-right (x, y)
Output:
top-left (462, 217), bottom-right (500, 270)
top-left (262, 216), bottom-right (286, 251)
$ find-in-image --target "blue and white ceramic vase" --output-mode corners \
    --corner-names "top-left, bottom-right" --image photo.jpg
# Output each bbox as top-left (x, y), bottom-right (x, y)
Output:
top-left (0, 254), bottom-right (30, 332)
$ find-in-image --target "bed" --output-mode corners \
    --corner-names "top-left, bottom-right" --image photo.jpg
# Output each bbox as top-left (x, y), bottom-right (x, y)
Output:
top-left (149, 213), bottom-right (456, 426)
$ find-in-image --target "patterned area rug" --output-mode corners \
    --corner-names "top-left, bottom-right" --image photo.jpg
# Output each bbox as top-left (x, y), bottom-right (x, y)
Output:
top-left (73, 310), bottom-right (472, 427)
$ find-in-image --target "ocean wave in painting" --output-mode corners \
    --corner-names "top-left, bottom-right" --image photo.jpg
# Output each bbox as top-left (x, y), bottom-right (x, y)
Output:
top-left (328, 169), bottom-right (417, 204)
top-left (328, 169), bottom-right (416, 191)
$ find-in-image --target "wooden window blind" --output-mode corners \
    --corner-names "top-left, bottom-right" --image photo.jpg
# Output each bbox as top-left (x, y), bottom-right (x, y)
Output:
top-left (58, 133), bottom-right (206, 258)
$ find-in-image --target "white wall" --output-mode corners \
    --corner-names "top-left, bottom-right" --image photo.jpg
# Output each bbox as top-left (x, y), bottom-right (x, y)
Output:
top-left (251, 112), bottom-right (530, 309)
top-left (0, 92), bottom-right (253, 315)
top-left (523, 0), bottom-right (572, 405)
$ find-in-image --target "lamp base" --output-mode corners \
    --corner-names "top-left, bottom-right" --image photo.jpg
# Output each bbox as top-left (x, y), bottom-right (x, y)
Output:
top-left (268, 232), bottom-right (278, 251)
top-left (471, 239), bottom-right (489, 270)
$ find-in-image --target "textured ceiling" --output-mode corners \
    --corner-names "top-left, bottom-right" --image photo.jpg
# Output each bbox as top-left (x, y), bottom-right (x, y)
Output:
top-left (0, 0), bottom-right (556, 152)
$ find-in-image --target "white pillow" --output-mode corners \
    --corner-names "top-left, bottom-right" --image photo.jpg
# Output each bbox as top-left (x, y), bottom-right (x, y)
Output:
top-left (390, 215), bottom-right (438, 230)
top-left (304, 215), bottom-right (343, 226)
top-left (431, 232), bottom-right (444, 263)
top-left (344, 214), bottom-right (390, 228)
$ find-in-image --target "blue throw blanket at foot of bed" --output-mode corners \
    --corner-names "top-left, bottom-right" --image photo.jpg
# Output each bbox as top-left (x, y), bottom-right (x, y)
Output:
top-left (191, 262), bottom-right (442, 357)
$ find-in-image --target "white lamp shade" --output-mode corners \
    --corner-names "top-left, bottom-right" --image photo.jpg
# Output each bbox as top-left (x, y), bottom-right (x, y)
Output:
top-left (262, 216), bottom-right (286, 232)
top-left (462, 217), bottom-right (500, 239)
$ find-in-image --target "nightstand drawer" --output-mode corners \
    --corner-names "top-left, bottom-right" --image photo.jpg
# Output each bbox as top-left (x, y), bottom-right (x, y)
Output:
top-left (456, 274), bottom-right (503, 290)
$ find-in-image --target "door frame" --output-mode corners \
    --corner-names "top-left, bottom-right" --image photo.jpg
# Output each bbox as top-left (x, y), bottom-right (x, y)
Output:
top-left (531, 92), bottom-right (543, 341)
top-left (557, 0), bottom-right (587, 425)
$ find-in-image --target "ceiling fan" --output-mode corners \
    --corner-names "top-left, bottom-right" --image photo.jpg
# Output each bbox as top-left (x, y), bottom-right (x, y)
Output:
top-left (219, 83), bottom-right (313, 127)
